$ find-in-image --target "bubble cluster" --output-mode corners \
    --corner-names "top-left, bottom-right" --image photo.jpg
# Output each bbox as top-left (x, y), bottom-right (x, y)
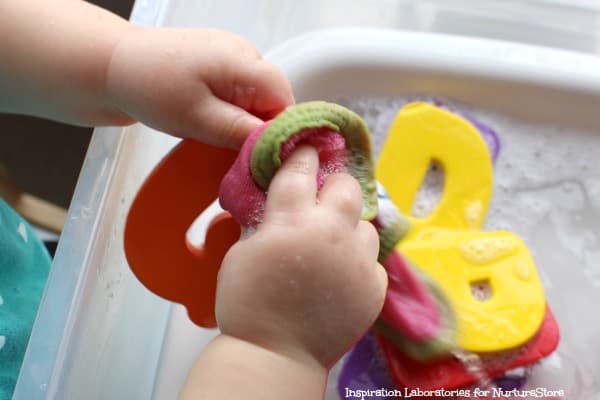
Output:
top-left (326, 95), bottom-right (600, 399)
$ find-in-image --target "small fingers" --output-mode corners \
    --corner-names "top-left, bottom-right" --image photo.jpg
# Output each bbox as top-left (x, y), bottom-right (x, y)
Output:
top-left (230, 59), bottom-right (295, 119)
top-left (192, 59), bottom-right (294, 149)
top-left (357, 220), bottom-right (380, 262)
top-left (374, 261), bottom-right (389, 306)
top-left (359, 221), bottom-right (388, 312)
top-left (191, 96), bottom-right (264, 149)
top-left (318, 173), bottom-right (363, 227)
top-left (189, 30), bottom-right (295, 148)
top-left (357, 221), bottom-right (387, 310)
top-left (264, 146), bottom-right (319, 217)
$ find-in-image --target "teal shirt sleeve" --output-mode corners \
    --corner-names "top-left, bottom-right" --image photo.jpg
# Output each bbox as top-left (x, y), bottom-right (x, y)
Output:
top-left (0, 199), bottom-right (51, 399)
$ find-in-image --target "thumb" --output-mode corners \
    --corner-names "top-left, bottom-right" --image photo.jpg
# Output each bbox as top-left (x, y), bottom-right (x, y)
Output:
top-left (189, 97), bottom-right (264, 149)
top-left (190, 59), bottom-right (294, 149)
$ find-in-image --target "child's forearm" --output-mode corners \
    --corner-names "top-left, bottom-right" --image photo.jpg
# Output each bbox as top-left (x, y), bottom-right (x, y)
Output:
top-left (179, 334), bottom-right (328, 400)
top-left (0, 0), bottom-right (133, 126)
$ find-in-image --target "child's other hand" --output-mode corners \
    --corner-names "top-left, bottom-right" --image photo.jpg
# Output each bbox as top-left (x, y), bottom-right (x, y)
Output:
top-left (106, 28), bottom-right (294, 149)
top-left (215, 146), bottom-right (388, 368)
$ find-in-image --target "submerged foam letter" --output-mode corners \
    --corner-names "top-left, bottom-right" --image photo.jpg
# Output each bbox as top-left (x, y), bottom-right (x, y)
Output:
top-left (377, 102), bottom-right (546, 353)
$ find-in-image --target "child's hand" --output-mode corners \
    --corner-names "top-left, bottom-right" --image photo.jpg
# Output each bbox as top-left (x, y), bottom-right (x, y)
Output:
top-left (106, 28), bottom-right (294, 149)
top-left (215, 146), bottom-right (388, 368)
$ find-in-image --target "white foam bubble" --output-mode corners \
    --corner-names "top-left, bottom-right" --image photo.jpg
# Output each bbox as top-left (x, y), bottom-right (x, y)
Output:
top-left (411, 161), bottom-right (444, 218)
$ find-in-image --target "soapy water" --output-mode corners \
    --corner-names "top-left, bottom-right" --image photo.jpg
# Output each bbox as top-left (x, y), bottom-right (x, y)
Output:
top-left (412, 161), bottom-right (444, 219)
top-left (324, 96), bottom-right (600, 400)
